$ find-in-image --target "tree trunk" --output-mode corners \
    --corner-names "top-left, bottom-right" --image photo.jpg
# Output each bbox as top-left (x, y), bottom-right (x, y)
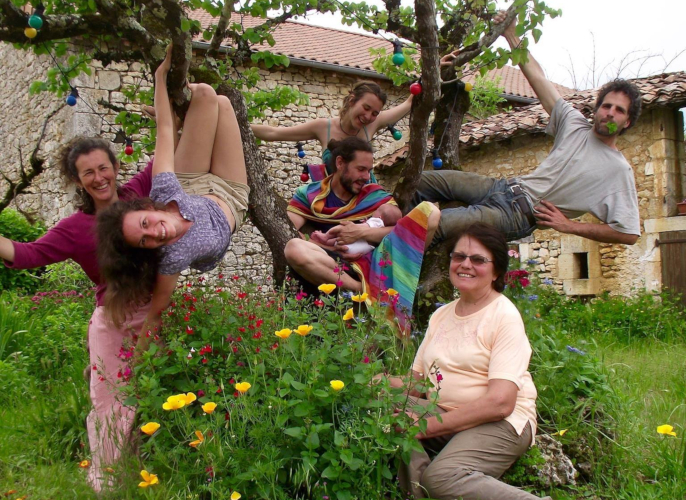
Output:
top-left (392, 0), bottom-right (441, 213)
top-left (217, 84), bottom-right (297, 284)
top-left (433, 80), bottom-right (471, 168)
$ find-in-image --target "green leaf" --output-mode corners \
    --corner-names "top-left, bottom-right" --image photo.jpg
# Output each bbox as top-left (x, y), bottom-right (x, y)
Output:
top-left (305, 431), bottom-right (320, 447)
top-left (284, 427), bottom-right (303, 439)
top-left (181, 18), bottom-right (191, 33)
top-left (291, 380), bottom-right (306, 390)
top-left (321, 465), bottom-right (339, 479)
top-left (532, 28), bottom-right (542, 43)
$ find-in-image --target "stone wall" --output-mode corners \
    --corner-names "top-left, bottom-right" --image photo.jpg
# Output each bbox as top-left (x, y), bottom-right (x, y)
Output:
top-left (458, 107), bottom-right (686, 297)
top-left (0, 44), bottom-right (409, 287)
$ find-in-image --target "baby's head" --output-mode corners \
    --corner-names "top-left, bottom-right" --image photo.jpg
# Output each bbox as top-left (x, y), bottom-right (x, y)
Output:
top-left (373, 204), bottom-right (401, 226)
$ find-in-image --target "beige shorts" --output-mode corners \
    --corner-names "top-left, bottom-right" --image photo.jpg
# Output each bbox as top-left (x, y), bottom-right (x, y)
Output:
top-left (175, 172), bottom-right (250, 231)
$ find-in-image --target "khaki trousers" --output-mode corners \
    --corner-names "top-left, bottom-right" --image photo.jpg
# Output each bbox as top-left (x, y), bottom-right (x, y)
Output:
top-left (398, 397), bottom-right (550, 500)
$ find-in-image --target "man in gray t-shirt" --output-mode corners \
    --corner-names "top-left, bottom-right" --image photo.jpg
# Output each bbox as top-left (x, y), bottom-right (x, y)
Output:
top-left (411, 12), bottom-right (642, 246)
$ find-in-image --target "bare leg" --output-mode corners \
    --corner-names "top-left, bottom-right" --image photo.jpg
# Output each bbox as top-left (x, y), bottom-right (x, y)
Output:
top-left (208, 96), bottom-right (247, 185)
top-left (174, 84), bottom-right (219, 174)
top-left (285, 239), bottom-right (362, 292)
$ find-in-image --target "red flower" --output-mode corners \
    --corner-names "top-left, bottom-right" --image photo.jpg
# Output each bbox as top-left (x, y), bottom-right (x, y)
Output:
top-left (186, 326), bottom-right (194, 335)
top-left (233, 391), bottom-right (239, 397)
top-left (314, 299), bottom-right (324, 308)
top-left (363, 356), bottom-right (370, 364)
top-left (271, 342), bottom-right (279, 350)
top-left (252, 332), bottom-right (262, 339)
top-left (197, 390), bottom-right (205, 398)
top-left (256, 319), bottom-right (264, 327)
top-left (237, 292), bottom-right (247, 299)
top-left (232, 275), bottom-right (239, 280)
top-left (238, 327), bottom-right (246, 333)
top-left (184, 314), bottom-right (190, 322)
top-left (202, 358), bottom-right (208, 364)
top-left (229, 378), bottom-right (235, 384)
top-left (216, 388), bottom-right (222, 394)
top-left (232, 346), bottom-right (238, 353)
top-left (255, 347), bottom-right (261, 353)
top-left (218, 274), bottom-right (224, 279)
top-left (216, 288), bottom-right (223, 293)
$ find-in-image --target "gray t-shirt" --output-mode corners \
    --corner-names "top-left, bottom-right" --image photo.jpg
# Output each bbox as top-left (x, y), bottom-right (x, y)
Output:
top-left (150, 172), bottom-right (232, 275)
top-left (518, 98), bottom-right (640, 236)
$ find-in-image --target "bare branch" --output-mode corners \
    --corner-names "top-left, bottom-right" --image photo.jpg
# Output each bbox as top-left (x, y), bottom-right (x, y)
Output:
top-left (662, 48), bottom-right (686, 72)
top-left (206, 0), bottom-right (236, 60)
top-left (0, 104), bottom-right (65, 212)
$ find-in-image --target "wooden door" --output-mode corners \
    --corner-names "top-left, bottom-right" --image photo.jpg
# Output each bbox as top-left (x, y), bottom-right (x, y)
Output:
top-left (659, 230), bottom-right (686, 307)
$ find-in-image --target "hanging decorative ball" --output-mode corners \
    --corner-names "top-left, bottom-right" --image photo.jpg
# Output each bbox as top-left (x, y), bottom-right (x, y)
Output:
top-left (24, 27), bottom-right (38, 39)
top-left (296, 142), bottom-right (306, 159)
top-left (28, 14), bottom-right (43, 29)
top-left (409, 82), bottom-right (422, 95)
top-left (432, 149), bottom-right (443, 169)
top-left (124, 137), bottom-right (134, 155)
top-left (300, 172), bottom-right (309, 182)
top-left (386, 125), bottom-right (402, 141)
top-left (457, 81), bottom-right (474, 93)
top-left (66, 88), bottom-right (78, 106)
top-left (392, 42), bottom-right (405, 66)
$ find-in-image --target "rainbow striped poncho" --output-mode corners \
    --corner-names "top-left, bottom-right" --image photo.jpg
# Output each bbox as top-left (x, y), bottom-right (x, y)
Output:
top-left (288, 176), bottom-right (433, 337)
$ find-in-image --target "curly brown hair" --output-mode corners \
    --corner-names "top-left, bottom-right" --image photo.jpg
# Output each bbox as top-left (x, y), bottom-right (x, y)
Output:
top-left (339, 81), bottom-right (387, 121)
top-left (594, 79), bottom-right (642, 135)
top-left (57, 137), bottom-right (119, 215)
top-left (97, 197), bottom-right (165, 326)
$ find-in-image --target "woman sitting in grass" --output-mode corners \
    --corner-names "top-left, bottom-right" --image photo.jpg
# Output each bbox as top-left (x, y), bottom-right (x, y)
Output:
top-left (379, 223), bottom-right (547, 500)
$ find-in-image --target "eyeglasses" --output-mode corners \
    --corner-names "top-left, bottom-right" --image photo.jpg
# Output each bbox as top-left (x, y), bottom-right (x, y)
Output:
top-left (449, 252), bottom-right (493, 266)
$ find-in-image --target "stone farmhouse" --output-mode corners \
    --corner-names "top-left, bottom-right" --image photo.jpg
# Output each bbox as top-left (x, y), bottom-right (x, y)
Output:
top-left (2, 16), bottom-right (684, 302)
top-left (378, 73), bottom-right (686, 303)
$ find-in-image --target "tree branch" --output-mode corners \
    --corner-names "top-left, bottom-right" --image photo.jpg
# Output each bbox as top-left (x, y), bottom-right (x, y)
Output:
top-left (382, 0), bottom-right (417, 42)
top-left (452, 5), bottom-right (520, 67)
top-left (0, 104), bottom-right (65, 213)
top-left (393, 0), bottom-right (440, 212)
top-left (206, 0), bottom-right (235, 60)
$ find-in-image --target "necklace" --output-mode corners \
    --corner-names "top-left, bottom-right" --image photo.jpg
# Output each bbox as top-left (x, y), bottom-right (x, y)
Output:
top-left (339, 117), bottom-right (360, 137)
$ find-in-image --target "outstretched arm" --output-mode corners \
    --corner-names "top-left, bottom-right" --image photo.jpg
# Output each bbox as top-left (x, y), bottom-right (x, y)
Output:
top-left (494, 11), bottom-right (561, 115)
top-left (368, 95), bottom-right (413, 135)
top-left (536, 200), bottom-right (639, 245)
top-left (251, 118), bottom-right (325, 144)
top-left (152, 46), bottom-right (176, 178)
top-left (0, 236), bottom-right (15, 263)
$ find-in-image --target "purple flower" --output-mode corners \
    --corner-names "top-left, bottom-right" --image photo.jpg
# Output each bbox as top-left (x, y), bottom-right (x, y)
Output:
top-left (542, 278), bottom-right (554, 285)
top-left (566, 345), bottom-right (586, 355)
top-left (528, 294), bottom-right (539, 301)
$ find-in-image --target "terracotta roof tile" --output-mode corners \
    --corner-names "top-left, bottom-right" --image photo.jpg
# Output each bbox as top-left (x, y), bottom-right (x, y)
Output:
top-left (189, 13), bottom-right (573, 97)
top-left (376, 72), bottom-right (686, 168)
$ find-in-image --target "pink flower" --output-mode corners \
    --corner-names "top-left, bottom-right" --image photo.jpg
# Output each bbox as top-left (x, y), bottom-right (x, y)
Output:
top-left (363, 356), bottom-right (370, 364)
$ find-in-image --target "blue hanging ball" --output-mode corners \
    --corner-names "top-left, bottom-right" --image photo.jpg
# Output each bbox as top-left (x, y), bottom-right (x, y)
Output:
top-left (297, 150), bottom-right (306, 159)
top-left (392, 52), bottom-right (405, 66)
top-left (28, 15), bottom-right (43, 29)
top-left (432, 157), bottom-right (443, 169)
top-left (66, 94), bottom-right (77, 106)
top-left (392, 129), bottom-right (403, 141)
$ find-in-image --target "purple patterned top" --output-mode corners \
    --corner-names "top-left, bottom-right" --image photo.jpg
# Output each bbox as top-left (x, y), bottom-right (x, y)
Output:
top-left (150, 172), bottom-right (231, 275)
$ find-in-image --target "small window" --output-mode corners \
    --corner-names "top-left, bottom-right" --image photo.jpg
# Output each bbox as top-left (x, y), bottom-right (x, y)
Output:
top-left (573, 252), bottom-right (589, 280)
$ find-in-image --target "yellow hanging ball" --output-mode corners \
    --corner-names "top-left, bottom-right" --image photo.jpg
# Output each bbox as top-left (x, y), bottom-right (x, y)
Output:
top-left (24, 27), bottom-right (38, 39)
top-left (464, 82), bottom-right (473, 92)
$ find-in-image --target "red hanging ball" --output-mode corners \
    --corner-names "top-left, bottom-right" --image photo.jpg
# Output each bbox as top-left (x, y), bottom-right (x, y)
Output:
top-left (300, 172), bottom-right (309, 182)
top-left (410, 82), bottom-right (422, 95)
top-left (124, 145), bottom-right (134, 155)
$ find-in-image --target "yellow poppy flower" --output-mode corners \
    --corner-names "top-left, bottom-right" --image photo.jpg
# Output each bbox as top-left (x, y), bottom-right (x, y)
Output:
top-left (139, 470), bottom-right (159, 488)
top-left (342, 308), bottom-right (354, 321)
top-left (553, 429), bottom-right (568, 437)
top-left (351, 293), bottom-right (368, 303)
top-left (202, 402), bottom-right (217, 414)
top-left (657, 424), bottom-right (677, 437)
top-left (295, 325), bottom-right (313, 336)
top-left (386, 288), bottom-right (399, 296)
top-left (140, 422), bottom-right (161, 436)
top-left (275, 328), bottom-right (292, 339)
top-left (162, 395), bottom-right (186, 411)
top-left (318, 283), bottom-right (337, 294)
top-left (179, 392), bottom-right (197, 405)
top-left (189, 430), bottom-right (205, 448)
top-left (235, 382), bottom-right (252, 394)
top-left (330, 380), bottom-right (345, 391)
top-left (230, 492), bottom-right (242, 500)
top-left (78, 460), bottom-right (90, 468)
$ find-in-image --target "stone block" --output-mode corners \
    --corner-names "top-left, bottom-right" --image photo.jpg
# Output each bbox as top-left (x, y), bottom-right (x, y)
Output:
top-left (563, 278), bottom-right (601, 296)
top-left (98, 71), bottom-right (121, 90)
top-left (73, 71), bottom-right (96, 89)
top-left (644, 216), bottom-right (686, 233)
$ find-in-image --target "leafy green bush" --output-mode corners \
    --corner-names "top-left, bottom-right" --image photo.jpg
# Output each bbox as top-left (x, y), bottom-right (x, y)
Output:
top-left (38, 260), bottom-right (92, 293)
top-left (0, 209), bottom-right (46, 293)
top-left (124, 281), bottom-right (435, 500)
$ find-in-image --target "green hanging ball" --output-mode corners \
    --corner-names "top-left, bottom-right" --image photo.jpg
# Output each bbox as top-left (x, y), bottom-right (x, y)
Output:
top-left (28, 15), bottom-right (43, 29)
top-left (392, 129), bottom-right (403, 141)
top-left (392, 51), bottom-right (405, 66)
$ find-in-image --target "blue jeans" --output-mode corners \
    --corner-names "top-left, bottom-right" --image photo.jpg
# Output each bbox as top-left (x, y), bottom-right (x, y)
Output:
top-left (410, 171), bottom-right (536, 243)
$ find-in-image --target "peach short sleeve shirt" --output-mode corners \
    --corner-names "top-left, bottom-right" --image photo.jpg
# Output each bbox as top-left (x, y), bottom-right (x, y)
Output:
top-left (412, 294), bottom-right (538, 443)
